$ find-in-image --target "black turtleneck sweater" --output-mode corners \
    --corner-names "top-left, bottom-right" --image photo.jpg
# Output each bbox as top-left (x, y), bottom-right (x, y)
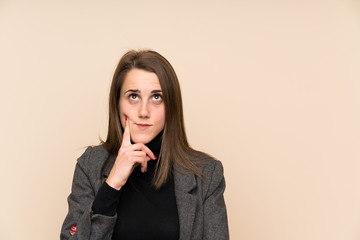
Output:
top-left (92, 132), bottom-right (180, 240)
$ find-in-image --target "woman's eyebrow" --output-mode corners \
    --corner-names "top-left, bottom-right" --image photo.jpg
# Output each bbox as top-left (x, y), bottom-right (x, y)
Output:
top-left (124, 89), bottom-right (162, 94)
top-left (124, 89), bottom-right (139, 94)
top-left (151, 90), bottom-right (162, 93)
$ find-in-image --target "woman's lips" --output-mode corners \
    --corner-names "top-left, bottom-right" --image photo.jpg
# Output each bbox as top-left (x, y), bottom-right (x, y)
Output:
top-left (136, 123), bottom-right (152, 130)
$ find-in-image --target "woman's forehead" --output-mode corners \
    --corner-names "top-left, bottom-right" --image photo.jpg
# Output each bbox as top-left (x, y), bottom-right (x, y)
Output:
top-left (122, 69), bottom-right (162, 92)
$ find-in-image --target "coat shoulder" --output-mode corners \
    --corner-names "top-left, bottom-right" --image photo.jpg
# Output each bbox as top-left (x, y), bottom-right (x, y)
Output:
top-left (190, 152), bottom-right (225, 196)
top-left (190, 151), bottom-right (224, 179)
top-left (76, 145), bottom-right (111, 179)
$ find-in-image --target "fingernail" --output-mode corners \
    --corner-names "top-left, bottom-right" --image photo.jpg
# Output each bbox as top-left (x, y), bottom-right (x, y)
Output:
top-left (70, 230), bottom-right (76, 235)
top-left (153, 154), bottom-right (157, 159)
top-left (125, 116), bottom-right (127, 121)
top-left (71, 226), bottom-right (77, 231)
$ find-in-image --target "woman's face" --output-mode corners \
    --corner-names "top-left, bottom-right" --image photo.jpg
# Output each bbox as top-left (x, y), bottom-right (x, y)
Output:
top-left (119, 69), bottom-right (165, 144)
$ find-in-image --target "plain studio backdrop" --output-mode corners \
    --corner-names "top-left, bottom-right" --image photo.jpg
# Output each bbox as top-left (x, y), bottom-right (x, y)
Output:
top-left (1, 1), bottom-right (360, 239)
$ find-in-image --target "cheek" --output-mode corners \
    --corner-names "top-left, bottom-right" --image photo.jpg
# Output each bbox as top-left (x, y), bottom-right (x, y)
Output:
top-left (154, 107), bottom-right (166, 127)
top-left (119, 100), bottom-right (134, 125)
top-left (120, 104), bottom-right (130, 116)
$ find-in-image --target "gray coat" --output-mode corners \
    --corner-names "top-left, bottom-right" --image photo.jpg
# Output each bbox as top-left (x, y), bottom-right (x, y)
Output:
top-left (61, 146), bottom-right (229, 240)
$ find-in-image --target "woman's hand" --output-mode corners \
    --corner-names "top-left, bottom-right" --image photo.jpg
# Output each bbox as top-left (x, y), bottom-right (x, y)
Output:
top-left (106, 116), bottom-right (156, 190)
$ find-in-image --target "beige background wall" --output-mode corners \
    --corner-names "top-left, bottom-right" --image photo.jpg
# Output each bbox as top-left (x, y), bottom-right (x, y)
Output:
top-left (1, 0), bottom-right (360, 239)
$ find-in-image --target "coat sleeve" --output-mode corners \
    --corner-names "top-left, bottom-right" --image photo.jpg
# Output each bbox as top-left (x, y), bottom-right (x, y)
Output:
top-left (60, 147), bottom-right (117, 240)
top-left (203, 160), bottom-right (230, 240)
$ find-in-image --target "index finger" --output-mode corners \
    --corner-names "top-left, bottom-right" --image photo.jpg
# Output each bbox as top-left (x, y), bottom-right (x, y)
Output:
top-left (122, 115), bottom-right (131, 146)
top-left (132, 143), bottom-right (156, 160)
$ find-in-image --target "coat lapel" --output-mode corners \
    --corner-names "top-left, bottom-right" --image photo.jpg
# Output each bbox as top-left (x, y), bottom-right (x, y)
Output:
top-left (100, 154), bottom-right (116, 188)
top-left (103, 154), bottom-right (116, 178)
top-left (173, 163), bottom-right (197, 240)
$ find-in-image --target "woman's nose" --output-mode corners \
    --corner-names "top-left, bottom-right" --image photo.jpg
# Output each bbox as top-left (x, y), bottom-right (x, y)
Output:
top-left (138, 101), bottom-right (150, 119)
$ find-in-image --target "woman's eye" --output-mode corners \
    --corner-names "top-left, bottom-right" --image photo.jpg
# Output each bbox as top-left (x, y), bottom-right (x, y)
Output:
top-left (129, 94), bottom-right (139, 101)
top-left (152, 94), bottom-right (163, 103)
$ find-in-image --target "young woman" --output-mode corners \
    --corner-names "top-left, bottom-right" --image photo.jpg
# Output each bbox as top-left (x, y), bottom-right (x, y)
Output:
top-left (61, 50), bottom-right (229, 240)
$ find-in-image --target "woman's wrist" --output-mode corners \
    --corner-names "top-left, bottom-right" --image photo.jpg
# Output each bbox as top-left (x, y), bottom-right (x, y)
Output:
top-left (106, 176), bottom-right (123, 191)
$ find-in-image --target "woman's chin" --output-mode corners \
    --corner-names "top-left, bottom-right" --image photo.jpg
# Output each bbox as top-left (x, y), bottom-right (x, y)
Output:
top-left (131, 135), bottom-right (153, 144)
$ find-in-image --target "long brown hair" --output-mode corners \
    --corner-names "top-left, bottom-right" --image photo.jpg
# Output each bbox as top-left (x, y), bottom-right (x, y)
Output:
top-left (101, 50), bottom-right (205, 189)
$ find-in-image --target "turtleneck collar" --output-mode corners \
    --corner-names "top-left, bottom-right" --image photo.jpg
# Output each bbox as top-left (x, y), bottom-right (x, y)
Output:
top-left (143, 130), bottom-right (163, 158)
